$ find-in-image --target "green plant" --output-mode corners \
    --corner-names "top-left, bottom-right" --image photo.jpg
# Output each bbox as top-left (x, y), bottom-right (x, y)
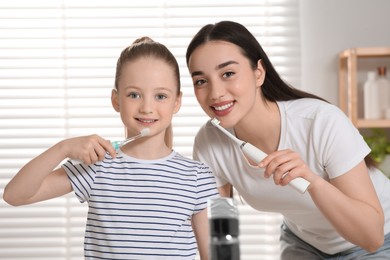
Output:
top-left (363, 129), bottom-right (390, 164)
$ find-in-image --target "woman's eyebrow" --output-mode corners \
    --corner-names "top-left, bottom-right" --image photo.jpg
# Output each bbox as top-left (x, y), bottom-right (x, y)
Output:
top-left (191, 60), bottom-right (238, 77)
top-left (216, 60), bottom-right (238, 70)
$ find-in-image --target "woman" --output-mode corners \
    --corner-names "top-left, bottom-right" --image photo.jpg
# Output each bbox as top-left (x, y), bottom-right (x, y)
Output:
top-left (186, 20), bottom-right (390, 259)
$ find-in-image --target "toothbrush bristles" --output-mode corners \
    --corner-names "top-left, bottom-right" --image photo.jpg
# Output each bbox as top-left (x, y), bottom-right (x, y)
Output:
top-left (211, 118), bottom-right (220, 126)
top-left (140, 128), bottom-right (150, 137)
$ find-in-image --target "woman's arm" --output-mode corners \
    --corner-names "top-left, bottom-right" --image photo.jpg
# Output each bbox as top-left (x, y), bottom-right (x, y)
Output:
top-left (309, 160), bottom-right (384, 252)
top-left (261, 150), bottom-right (384, 252)
top-left (192, 209), bottom-right (210, 260)
top-left (3, 135), bottom-right (115, 206)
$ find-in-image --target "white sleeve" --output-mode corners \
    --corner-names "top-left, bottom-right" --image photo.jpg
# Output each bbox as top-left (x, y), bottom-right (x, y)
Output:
top-left (313, 105), bottom-right (370, 179)
top-left (193, 123), bottom-right (229, 188)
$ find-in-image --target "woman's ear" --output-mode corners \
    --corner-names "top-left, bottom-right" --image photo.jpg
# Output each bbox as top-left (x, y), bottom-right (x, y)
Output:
top-left (255, 59), bottom-right (266, 87)
top-left (111, 89), bottom-right (120, 112)
top-left (173, 91), bottom-right (183, 114)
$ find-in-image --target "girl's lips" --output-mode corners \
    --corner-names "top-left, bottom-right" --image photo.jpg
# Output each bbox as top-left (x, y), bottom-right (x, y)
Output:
top-left (136, 118), bottom-right (157, 126)
top-left (137, 118), bottom-right (156, 123)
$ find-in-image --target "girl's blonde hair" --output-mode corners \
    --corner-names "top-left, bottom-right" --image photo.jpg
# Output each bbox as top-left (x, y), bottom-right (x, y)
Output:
top-left (115, 37), bottom-right (180, 148)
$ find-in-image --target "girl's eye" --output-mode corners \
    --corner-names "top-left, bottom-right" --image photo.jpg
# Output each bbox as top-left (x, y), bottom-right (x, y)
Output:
top-left (156, 94), bottom-right (167, 100)
top-left (223, 71), bottom-right (235, 78)
top-left (128, 92), bottom-right (141, 99)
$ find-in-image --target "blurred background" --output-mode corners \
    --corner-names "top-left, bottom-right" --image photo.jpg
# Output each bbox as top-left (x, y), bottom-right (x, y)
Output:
top-left (1, 0), bottom-right (390, 259)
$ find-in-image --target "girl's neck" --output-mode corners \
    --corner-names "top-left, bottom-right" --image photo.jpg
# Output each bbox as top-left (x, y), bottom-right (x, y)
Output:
top-left (121, 137), bottom-right (172, 160)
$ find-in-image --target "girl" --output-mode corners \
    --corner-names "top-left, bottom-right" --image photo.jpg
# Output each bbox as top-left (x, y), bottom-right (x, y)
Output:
top-left (186, 21), bottom-right (390, 259)
top-left (4, 37), bottom-right (219, 259)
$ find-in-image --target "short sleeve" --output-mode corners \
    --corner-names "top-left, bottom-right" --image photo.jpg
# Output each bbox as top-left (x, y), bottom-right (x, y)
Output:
top-left (193, 163), bottom-right (219, 214)
top-left (62, 160), bottom-right (97, 203)
top-left (313, 105), bottom-right (370, 178)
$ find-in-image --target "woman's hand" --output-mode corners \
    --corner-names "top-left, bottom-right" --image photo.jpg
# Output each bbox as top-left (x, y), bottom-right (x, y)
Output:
top-left (261, 149), bottom-right (385, 251)
top-left (61, 135), bottom-right (117, 165)
top-left (260, 149), bottom-right (318, 186)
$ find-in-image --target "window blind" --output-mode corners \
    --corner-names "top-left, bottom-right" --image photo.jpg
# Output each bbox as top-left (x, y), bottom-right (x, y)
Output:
top-left (0, 0), bottom-right (299, 259)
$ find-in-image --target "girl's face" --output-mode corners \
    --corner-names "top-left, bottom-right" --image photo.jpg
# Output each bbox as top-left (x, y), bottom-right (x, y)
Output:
top-left (187, 40), bottom-right (265, 127)
top-left (112, 57), bottom-right (181, 138)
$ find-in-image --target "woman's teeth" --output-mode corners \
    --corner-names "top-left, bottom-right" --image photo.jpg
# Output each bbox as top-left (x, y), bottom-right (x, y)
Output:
top-left (213, 102), bottom-right (233, 111)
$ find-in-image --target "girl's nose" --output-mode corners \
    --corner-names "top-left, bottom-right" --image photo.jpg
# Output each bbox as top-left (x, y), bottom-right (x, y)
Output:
top-left (139, 97), bottom-right (153, 114)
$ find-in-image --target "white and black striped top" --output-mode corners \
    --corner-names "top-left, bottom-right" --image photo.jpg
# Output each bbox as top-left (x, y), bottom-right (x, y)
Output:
top-left (63, 150), bottom-right (219, 260)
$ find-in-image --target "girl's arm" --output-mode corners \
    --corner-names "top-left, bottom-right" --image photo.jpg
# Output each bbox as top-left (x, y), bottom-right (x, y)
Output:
top-left (192, 209), bottom-right (210, 260)
top-left (261, 150), bottom-right (384, 252)
top-left (218, 183), bottom-right (232, 197)
top-left (3, 135), bottom-right (116, 206)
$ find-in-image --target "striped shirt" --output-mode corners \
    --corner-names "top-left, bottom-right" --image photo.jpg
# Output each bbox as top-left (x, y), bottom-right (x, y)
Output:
top-left (63, 150), bottom-right (219, 259)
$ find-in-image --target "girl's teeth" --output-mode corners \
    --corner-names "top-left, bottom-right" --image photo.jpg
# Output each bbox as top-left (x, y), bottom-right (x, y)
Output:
top-left (214, 103), bottom-right (233, 111)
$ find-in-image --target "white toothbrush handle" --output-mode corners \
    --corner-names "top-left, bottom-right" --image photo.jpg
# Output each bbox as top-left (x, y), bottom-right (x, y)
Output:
top-left (241, 142), bottom-right (310, 194)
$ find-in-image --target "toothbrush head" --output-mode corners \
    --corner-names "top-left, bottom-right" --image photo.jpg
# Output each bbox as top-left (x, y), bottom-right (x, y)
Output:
top-left (210, 117), bottom-right (243, 146)
top-left (140, 128), bottom-right (150, 137)
top-left (211, 118), bottom-right (220, 126)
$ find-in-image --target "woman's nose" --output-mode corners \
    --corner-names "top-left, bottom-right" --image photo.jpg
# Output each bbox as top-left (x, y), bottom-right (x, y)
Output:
top-left (209, 81), bottom-right (226, 100)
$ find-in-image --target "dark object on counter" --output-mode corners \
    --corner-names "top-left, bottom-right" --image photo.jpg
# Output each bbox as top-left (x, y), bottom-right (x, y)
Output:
top-left (208, 197), bottom-right (240, 260)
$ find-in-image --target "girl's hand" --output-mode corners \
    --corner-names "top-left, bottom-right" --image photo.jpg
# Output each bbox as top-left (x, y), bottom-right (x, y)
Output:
top-left (60, 135), bottom-right (116, 165)
top-left (260, 149), bottom-right (316, 186)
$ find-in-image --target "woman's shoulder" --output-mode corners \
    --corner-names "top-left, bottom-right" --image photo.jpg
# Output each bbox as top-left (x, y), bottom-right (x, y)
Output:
top-left (280, 98), bottom-right (343, 120)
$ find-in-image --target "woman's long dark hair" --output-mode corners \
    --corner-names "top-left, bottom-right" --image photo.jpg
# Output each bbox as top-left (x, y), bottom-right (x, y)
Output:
top-left (186, 20), bottom-right (325, 102)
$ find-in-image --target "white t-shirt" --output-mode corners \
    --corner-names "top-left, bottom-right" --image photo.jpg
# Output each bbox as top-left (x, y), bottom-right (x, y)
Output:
top-left (193, 98), bottom-right (390, 254)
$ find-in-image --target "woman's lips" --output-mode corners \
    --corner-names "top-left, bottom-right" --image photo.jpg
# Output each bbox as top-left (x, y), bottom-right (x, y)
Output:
top-left (211, 101), bottom-right (234, 116)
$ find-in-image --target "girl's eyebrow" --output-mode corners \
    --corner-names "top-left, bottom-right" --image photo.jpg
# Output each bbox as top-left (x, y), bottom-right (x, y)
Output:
top-left (155, 87), bottom-right (174, 93)
top-left (124, 85), bottom-right (174, 94)
top-left (191, 60), bottom-right (238, 77)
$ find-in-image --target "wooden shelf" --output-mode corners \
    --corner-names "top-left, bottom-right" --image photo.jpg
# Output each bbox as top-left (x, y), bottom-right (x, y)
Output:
top-left (339, 47), bottom-right (390, 58)
top-left (339, 47), bottom-right (390, 128)
top-left (355, 119), bottom-right (390, 128)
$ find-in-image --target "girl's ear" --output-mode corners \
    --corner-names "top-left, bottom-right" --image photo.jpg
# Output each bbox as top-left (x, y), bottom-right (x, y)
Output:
top-left (255, 59), bottom-right (266, 87)
top-left (111, 89), bottom-right (120, 112)
top-left (173, 91), bottom-right (183, 114)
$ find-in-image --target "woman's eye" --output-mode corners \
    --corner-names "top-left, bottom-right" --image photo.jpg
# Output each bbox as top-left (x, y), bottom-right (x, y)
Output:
top-left (193, 79), bottom-right (206, 87)
top-left (223, 71), bottom-right (235, 78)
top-left (128, 92), bottom-right (140, 99)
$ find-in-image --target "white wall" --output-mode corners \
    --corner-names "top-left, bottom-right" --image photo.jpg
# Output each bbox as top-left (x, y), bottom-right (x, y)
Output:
top-left (300, 0), bottom-right (390, 105)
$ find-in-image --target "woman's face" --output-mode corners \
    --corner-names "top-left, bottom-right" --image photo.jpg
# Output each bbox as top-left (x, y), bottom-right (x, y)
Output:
top-left (187, 40), bottom-right (265, 127)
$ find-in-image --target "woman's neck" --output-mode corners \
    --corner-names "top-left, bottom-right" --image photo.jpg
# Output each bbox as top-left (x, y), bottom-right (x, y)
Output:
top-left (234, 100), bottom-right (281, 154)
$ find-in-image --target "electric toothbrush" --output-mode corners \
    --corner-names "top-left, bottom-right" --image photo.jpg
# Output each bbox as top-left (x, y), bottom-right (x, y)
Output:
top-left (111, 128), bottom-right (150, 150)
top-left (211, 118), bottom-right (310, 194)
top-left (71, 128), bottom-right (150, 165)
